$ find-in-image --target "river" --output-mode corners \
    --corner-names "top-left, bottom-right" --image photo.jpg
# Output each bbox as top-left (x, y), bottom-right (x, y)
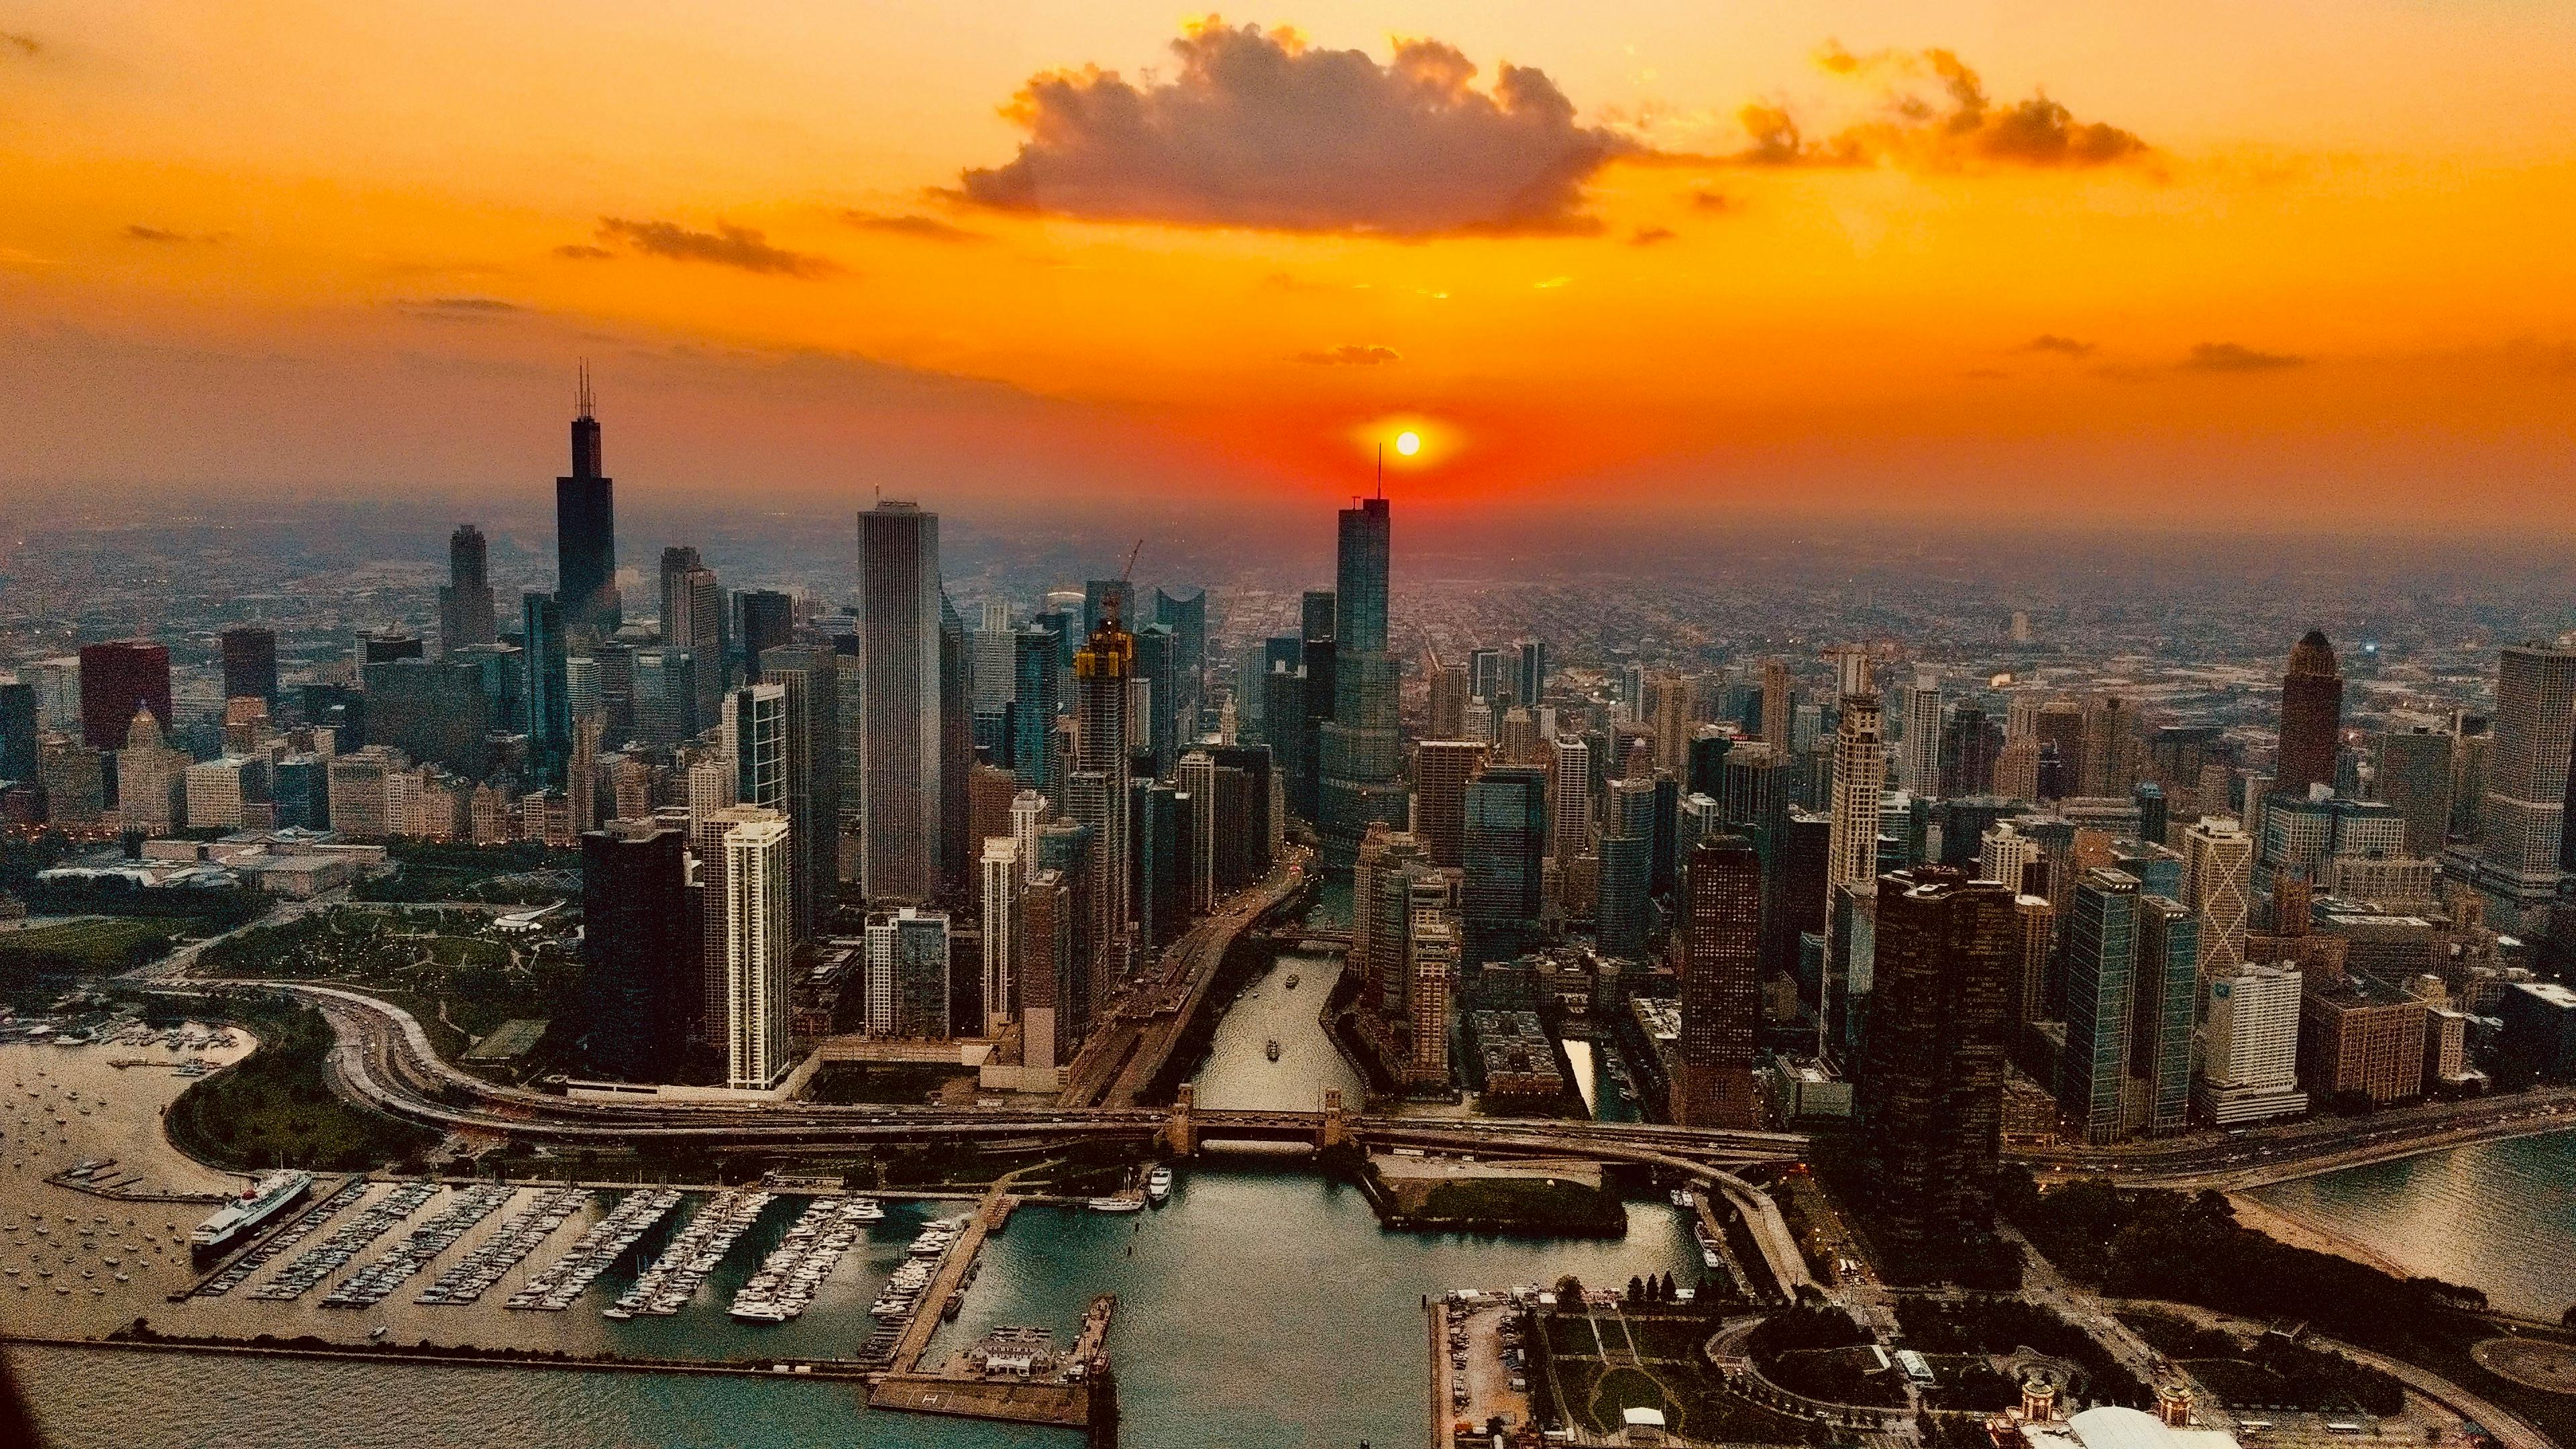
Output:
top-left (2247, 1128), bottom-right (2576, 1322)
top-left (14, 885), bottom-right (1705, 1449)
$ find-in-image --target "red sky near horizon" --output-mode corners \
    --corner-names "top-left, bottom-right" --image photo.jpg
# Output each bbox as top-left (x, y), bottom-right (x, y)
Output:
top-left (5, 1), bottom-right (2575, 530)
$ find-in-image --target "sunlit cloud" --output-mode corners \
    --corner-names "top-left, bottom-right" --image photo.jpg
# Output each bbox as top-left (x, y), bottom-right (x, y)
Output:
top-left (2025, 334), bottom-right (2097, 358)
top-left (956, 18), bottom-right (1638, 237)
top-left (592, 218), bottom-right (841, 278)
top-left (394, 297), bottom-right (529, 322)
top-left (1294, 344), bottom-right (1401, 366)
top-left (1629, 226), bottom-right (1678, 246)
top-left (2183, 341), bottom-right (2307, 372)
top-left (1730, 43), bottom-right (2148, 171)
top-left (840, 211), bottom-right (988, 244)
top-left (1, 32), bottom-right (38, 58)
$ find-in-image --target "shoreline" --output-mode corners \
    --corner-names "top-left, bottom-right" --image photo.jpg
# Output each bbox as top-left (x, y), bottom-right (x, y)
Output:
top-left (2226, 1191), bottom-right (2418, 1279)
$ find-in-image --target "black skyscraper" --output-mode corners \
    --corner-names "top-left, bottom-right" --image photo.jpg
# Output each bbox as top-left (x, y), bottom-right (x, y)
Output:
top-left (737, 590), bottom-right (794, 680)
top-left (218, 626), bottom-right (278, 707)
top-left (576, 824), bottom-right (692, 1083)
top-left (555, 367), bottom-right (621, 645)
top-left (441, 525), bottom-right (497, 653)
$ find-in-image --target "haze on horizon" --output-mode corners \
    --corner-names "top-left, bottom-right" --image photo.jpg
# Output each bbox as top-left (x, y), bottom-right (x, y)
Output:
top-left (5, 1), bottom-right (2575, 530)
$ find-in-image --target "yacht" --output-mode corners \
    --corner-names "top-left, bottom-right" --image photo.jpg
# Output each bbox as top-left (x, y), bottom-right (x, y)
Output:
top-left (1284, 973), bottom-right (1301, 990)
top-left (1145, 1167), bottom-right (1173, 1205)
top-left (190, 1171), bottom-right (313, 1260)
top-left (1087, 1195), bottom-right (1144, 1214)
top-left (1265, 1039), bottom-right (1281, 1062)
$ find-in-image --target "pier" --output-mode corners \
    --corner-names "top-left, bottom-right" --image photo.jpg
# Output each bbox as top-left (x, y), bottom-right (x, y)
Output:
top-left (869, 1293), bottom-right (1118, 1437)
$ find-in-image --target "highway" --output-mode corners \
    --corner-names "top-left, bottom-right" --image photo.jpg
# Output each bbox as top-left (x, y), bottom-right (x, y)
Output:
top-left (2006, 1087), bottom-right (2576, 1189)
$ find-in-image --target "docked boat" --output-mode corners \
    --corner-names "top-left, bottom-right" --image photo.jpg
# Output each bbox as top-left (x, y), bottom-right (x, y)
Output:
top-left (1265, 1038), bottom-right (1281, 1062)
top-left (1284, 973), bottom-right (1300, 989)
top-left (1145, 1167), bottom-right (1173, 1205)
top-left (1087, 1195), bottom-right (1144, 1214)
top-left (1668, 1189), bottom-right (1695, 1209)
top-left (191, 1171), bottom-right (313, 1261)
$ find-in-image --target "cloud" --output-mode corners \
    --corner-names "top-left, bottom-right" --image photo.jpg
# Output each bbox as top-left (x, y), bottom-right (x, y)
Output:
top-left (1732, 44), bottom-right (2147, 171)
top-left (2182, 341), bottom-right (2306, 372)
top-left (593, 218), bottom-right (840, 278)
top-left (394, 297), bottom-right (528, 321)
top-left (841, 211), bottom-right (987, 244)
top-left (1, 32), bottom-right (37, 58)
top-left (1629, 226), bottom-right (1678, 246)
top-left (1293, 344), bottom-right (1400, 366)
top-left (553, 243), bottom-right (614, 261)
top-left (2024, 334), bottom-right (2096, 358)
top-left (1686, 187), bottom-right (1737, 213)
top-left (955, 18), bottom-right (1640, 237)
top-left (121, 225), bottom-right (224, 245)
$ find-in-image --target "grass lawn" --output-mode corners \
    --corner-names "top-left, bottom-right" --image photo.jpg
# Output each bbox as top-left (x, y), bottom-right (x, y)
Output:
top-left (0, 915), bottom-right (190, 965)
top-left (1542, 1309), bottom-right (1819, 1445)
top-left (164, 996), bottom-right (439, 1172)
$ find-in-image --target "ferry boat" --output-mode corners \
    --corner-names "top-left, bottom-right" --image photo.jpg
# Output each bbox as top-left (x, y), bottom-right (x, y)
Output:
top-left (1145, 1167), bottom-right (1173, 1205)
top-left (1265, 1038), bottom-right (1281, 1062)
top-left (191, 1170), bottom-right (313, 1260)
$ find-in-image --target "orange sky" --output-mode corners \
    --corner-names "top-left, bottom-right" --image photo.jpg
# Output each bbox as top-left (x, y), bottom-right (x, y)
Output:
top-left (4, 1), bottom-right (2575, 529)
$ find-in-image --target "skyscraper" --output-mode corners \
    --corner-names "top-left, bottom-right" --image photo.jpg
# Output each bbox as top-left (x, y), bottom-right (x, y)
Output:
top-left (1428, 661), bottom-right (1468, 741)
top-left (1676, 835), bottom-right (1762, 1127)
top-left (2181, 815), bottom-right (2253, 975)
top-left (758, 646), bottom-right (841, 944)
top-left (523, 592), bottom-right (570, 787)
top-left (1896, 669), bottom-right (1943, 796)
top-left (2059, 867), bottom-right (2139, 1146)
top-left (1411, 740), bottom-right (1488, 868)
top-left (1318, 496), bottom-right (1408, 865)
top-left (2373, 726), bottom-right (2455, 856)
top-left (938, 592), bottom-right (973, 893)
top-left (1760, 658), bottom-right (1794, 755)
top-left (1821, 681), bottom-right (1886, 1049)
top-left (855, 501), bottom-right (943, 900)
top-left (1155, 586), bottom-right (1206, 733)
top-left (1548, 735), bottom-right (1592, 865)
top-left (722, 813), bottom-right (796, 1089)
top-left (1511, 639), bottom-right (1548, 710)
top-left (981, 836), bottom-right (1021, 1035)
top-left (554, 368), bottom-right (621, 645)
top-left (219, 626), bottom-right (279, 708)
top-left (1301, 589), bottom-right (1336, 644)
top-left (1073, 608), bottom-right (1134, 972)
top-left (577, 822), bottom-right (692, 1083)
top-left (2474, 641), bottom-right (2576, 916)
top-left (1012, 625), bottom-right (1063, 798)
top-left (1134, 624), bottom-right (1180, 777)
top-left (0, 682), bottom-right (36, 782)
top-left (1461, 764), bottom-right (1547, 965)
top-left (662, 551), bottom-right (725, 718)
top-left (440, 525), bottom-right (497, 653)
top-left (77, 640), bottom-right (170, 751)
top-left (2199, 963), bottom-right (2308, 1124)
top-left (2275, 630), bottom-right (2344, 800)
top-left (2133, 895), bottom-right (2200, 1136)
top-left (1856, 865), bottom-right (2016, 1273)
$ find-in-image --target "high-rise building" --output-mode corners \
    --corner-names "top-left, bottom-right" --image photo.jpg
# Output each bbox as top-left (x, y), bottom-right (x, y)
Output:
top-left (2198, 963), bottom-right (2308, 1124)
top-left (1301, 589), bottom-right (1336, 643)
top-left (1896, 669), bottom-right (1943, 796)
top-left (0, 682), bottom-right (36, 783)
top-left (1760, 659), bottom-right (1794, 756)
top-left (577, 822), bottom-right (692, 1083)
top-left (1511, 639), bottom-right (1548, 710)
top-left (1174, 751), bottom-right (1218, 913)
top-left (1134, 624), bottom-right (1180, 777)
top-left (523, 592), bottom-right (570, 786)
top-left (1407, 912), bottom-right (1460, 1086)
top-left (1318, 496), bottom-right (1409, 865)
top-left (439, 526), bottom-right (496, 654)
top-left (77, 640), bottom-right (170, 751)
top-left (733, 589), bottom-right (794, 681)
top-left (1428, 662), bottom-right (1468, 741)
top-left (722, 813), bottom-right (796, 1089)
top-left (1461, 765), bottom-right (1546, 963)
top-left (1073, 610), bottom-right (1134, 973)
top-left (2059, 868), bottom-right (2139, 1145)
top-left (219, 626), bottom-right (279, 707)
top-left (554, 368), bottom-right (621, 645)
top-left (1821, 684), bottom-right (1886, 1020)
top-left (1466, 646), bottom-right (1503, 704)
top-left (2132, 896), bottom-right (2199, 1136)
top-left (759, 646), bottom-right (841, 942)
top-left (2373, 727), bottom-right (2455, 857)
top-left (2181, 815), bottom-right (2253, 975)
top-left (117, 708), bottom-right (187, 833)
top-left (1155, 587), bottom-right (1207, 733)
top-left (855, 501), bottom-right (943, 900)
top-left (1548, 735), bottom-right (1591, 865)
top-left (1978, 822), bottom-right (2043, 890)
top-left (1020, 868), bottom-right (1075, 1071)
top-left (2473, 641), bottom-right (2576, 916)
top-left (2276, 631), bottom-right (2344, 800)
top-left (1855, 865), bottom-right (2017, 1272)
top-left (1411, 740), bottom-right (1487, 869)
top-left (981, 837), bottom-right (1022, 1035)
top-left (865, 907), bottom-right (952, 1038)
top-left (1012, 625), bottom-right (1064, 798)
top-left (362, 657), bottom-right (492, 777)
top-left (663, 551), bottom-right (725, 718)
top-left (1675, 835), bottom-right (1762, 1127)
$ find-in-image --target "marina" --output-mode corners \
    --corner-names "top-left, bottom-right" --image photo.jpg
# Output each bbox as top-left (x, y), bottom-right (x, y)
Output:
top-left (319, 1183), bottom-right (513, 1308)
top-left (722, 1194), bottom-right (878, 1324)
top-left (418, 1187), bottom-right (589, 1306)
top-left (506, 1188), bottom-right (682, 1312)
top-left (607, 1188), bottom-right (772, 1319)
top-left (247, 1181), bottom-right (438, 1301)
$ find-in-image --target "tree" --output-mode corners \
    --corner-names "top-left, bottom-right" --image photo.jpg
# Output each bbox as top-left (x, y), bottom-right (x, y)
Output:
top-left (1556, 1275), bottom-right (1585, 1304)
top-left (1629, 1275), bottom-right (1647, 1303)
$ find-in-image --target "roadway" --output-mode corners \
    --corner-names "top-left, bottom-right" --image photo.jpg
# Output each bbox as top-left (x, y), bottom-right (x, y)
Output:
top-left (2006, 1087), bottom-right (2576, 1189)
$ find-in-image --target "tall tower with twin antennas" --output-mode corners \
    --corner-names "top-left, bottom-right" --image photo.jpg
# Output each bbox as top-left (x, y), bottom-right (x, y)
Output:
top-left (555, 362), bottom-right (622, 645)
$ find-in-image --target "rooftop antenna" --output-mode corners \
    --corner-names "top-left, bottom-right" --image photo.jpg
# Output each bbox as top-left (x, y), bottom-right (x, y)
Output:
top-left (1375, 441), bottom-right (1384, 500)
top-left (576, 359), bottom-right (594, 420)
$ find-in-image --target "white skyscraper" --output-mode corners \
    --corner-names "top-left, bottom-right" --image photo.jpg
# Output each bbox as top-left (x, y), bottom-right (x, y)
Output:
top-left (1897, 668), bottom-right (1942, 796)
top-left (1548, 735), bottom-right (1591, 865)
top-left (972, 600), bottom-right (1016, 717)
top-left (2181, 815), bottom-right (2253, 975)
top-left (1826, 688), bottom-right (1886, 898)
top-left (722, 814), bottom-right (795, 1090)
top-left (1979, 821), bottom-right (2041, 890)
top-left (856, 500), bottom-right (943, 900)
top-left (2475, 641), bottom-right (2576, 912)
top-left (2198, 963), bottom-right (2308, 1125)
top-left (981, 836), bottom-right (1022, 1036)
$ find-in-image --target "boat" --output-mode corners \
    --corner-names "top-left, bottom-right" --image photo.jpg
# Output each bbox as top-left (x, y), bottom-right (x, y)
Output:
top-left (1087, 1196), bottom-right (1144, 1214)
top-left (190, 1171), bottom-right (314, 1260)
top-left (1284, 973), bottom-right (1300, 989)
top-left (1145, 1167), bottom-right (1173, 1205)
top-left (1265, 1038), bottom-right (1281, 1062)
top-left (1669, 1189), bottom-right (1695, 1208)
top-left (368, 1326), bottom-right (389, 1340)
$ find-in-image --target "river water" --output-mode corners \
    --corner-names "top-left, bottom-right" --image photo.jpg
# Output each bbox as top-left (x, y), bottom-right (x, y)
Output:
top-left (2247, 1129), bottom-right (2576, 1322)
top-left (14, 895), bottom-right (1701, 1449)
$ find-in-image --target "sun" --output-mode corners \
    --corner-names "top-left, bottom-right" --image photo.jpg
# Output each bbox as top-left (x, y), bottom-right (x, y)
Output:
top-left (1394, 431), bottom-right (1420, 457)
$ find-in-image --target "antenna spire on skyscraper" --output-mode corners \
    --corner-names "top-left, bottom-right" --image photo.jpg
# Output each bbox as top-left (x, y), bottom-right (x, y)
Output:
top-left (576, 359), bottom-right (594, 421)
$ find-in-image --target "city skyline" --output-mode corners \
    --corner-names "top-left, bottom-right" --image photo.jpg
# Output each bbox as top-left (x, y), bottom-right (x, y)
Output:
top-left (9, 4), bottom-right (2576, 528)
